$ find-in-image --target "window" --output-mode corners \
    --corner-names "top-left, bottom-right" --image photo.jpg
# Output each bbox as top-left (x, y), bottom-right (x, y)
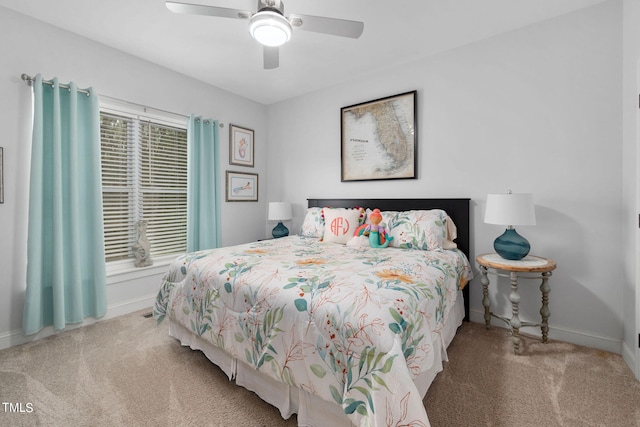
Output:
top-left (99, 102), bottom-right (188, 265)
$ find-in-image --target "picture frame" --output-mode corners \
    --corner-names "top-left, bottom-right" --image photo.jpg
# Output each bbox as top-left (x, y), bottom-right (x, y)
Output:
top-left (226, 171), bottom-right (258, 202)
top-left (340, 90), bottom-right (417, 182)
top-left (229, 124), bottom-right (254, 167)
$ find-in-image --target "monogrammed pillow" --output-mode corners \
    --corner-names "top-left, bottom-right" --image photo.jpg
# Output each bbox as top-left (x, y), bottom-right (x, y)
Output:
top-left (322, 208), bottom-right (363, 244)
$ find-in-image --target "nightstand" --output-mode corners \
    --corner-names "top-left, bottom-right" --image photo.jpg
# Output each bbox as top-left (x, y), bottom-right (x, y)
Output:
top-left (476, 253), bottom-right (557, 354)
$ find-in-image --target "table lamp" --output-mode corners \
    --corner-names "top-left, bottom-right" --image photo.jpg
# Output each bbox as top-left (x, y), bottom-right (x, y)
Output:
top-left (484, 191), bottom-right (536, 260)
top-left (268, 202), bottom-right (292, 238)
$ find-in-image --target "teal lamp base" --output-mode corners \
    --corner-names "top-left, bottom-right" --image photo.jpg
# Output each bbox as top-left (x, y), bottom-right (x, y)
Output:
top-left (272, 221), bottom-right (289, 239)
top-left (494, 228), bottom-right (530, 260)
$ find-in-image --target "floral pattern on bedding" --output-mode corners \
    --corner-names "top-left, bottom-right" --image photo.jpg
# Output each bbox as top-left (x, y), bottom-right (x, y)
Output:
top-left (154, 236), bottom-right (472, 427)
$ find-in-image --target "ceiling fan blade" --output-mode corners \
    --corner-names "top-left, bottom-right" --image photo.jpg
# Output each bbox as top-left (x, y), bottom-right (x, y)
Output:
top-left (165, 1), bottom-right (251, 20)
top-left (263, 46), bottom-right (279, 69)
top-left (288, 13), bottom-right (364, 39)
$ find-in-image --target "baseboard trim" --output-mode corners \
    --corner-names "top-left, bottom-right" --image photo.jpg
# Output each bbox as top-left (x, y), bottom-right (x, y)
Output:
top-left (622, 340), bottom-right (639, 381)
top-left (468, 308), bottom-right (622, 355)
top-left (0, 294), bottom-right (157, 351)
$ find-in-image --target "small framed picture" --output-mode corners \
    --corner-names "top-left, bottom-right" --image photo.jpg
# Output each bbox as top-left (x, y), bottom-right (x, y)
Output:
top-left (229, 124), bottom-right (254, 167)
top-left (226, 171), bottom-right (258, 202)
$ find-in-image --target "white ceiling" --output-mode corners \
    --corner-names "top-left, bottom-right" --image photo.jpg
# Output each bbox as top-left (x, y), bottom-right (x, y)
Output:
top-left (1, 0), bottom-right (608, 105)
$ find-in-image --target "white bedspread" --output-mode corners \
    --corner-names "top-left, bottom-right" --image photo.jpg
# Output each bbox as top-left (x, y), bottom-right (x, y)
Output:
top-left (154, 236), bottom-right (472, 426)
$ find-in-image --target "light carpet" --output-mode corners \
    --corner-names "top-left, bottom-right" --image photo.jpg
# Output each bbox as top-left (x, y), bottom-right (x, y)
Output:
top-left (0, 309), bottom-right (638, 426)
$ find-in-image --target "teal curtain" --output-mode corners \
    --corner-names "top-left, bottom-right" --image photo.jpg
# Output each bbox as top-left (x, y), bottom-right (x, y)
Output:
top-left (187, 115), bottom-right (221, 252)
top-left (23, 75), bottom-right (107, 336)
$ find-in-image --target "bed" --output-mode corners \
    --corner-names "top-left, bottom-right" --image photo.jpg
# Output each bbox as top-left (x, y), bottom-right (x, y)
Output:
top-left (153, 198), bottom-right (472, 427)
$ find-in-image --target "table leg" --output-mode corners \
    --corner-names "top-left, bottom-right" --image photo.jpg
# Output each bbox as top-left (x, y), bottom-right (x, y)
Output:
top-left (480, 266), bottom-right (491, 328)
top-left (509, 271), bottom-right (521, 354)
top-left (540, 271), bottom-right (552, 343)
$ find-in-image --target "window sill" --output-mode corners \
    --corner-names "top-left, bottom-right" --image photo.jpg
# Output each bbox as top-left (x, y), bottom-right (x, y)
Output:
top-left (106, 253), bottom-right (182, 285)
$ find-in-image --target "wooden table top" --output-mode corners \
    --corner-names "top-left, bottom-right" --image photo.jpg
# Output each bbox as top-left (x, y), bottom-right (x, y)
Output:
top-left (476, 253), bottom-right (557, 273)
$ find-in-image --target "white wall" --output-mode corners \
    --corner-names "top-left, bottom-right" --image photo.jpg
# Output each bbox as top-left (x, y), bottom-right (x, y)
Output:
top-left (622, 0), bottom-right (640, 379)
top-left (0, 7), bottom-right (268, 348)
top-left (267, 1), bottom-right (624, 353)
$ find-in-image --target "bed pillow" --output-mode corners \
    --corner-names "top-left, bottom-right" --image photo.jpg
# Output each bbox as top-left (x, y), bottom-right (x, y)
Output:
top-left (442, 215), bottom-right (458, 250)
top-left (366, 209), bottom-right (450, 250)
top-left (322, 208), bottom-right (363, 244)
top-left (299, 207), bottom-right (324, 238)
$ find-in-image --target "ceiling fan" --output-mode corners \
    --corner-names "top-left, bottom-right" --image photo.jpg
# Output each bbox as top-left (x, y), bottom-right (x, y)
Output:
top-left (165, 0), bottom-right (364, 69)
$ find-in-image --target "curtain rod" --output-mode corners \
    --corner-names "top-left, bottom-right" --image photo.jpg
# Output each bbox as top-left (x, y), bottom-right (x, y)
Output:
top-left (20, 73), bottom-right (197, 123)
top-left (21, 73), bottom-right (91, 96)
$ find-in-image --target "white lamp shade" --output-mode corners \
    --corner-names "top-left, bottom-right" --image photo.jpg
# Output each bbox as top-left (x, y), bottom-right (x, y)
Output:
top-left (268, 202), bottom-right (292, 221)
top-left (484, 193), bottom-right (536, 226)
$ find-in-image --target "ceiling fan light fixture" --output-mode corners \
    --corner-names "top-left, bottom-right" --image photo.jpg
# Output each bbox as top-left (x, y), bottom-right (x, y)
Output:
top-left (249, 11), bottom-right (292, 47)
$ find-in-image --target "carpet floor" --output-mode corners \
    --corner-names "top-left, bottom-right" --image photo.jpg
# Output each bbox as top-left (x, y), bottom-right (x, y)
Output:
top-left (0, 309), bottom-right (638, 426)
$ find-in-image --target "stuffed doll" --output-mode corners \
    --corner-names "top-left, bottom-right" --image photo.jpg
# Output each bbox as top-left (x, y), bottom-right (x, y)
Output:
top-left (366, 209), bottom-right (393, 248)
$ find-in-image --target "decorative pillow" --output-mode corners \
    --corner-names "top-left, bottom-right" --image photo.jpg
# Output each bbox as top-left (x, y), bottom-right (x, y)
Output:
top-left (366, 209), bottom-right (450, 250)
top-left (322, 208), bottom-right (363, 244)
top-left (299, 207), bottom-right (324, 238)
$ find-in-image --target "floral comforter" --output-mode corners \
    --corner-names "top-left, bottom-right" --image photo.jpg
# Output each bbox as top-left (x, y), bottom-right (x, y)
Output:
top-left (154, 236), bottom-right (472, 426)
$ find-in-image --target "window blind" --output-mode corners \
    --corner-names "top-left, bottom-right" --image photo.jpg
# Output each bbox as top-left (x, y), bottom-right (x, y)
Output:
top-left (100, 111), bottom-right (187, 264)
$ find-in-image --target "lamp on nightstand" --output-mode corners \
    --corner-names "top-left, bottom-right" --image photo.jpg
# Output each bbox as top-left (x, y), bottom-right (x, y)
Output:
top-left (484, 191), bottom-right (536, 260)
top-left (268, 202), bottom-right (292, 238)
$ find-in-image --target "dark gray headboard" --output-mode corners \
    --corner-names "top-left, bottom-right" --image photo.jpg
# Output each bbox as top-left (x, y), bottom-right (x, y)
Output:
top-left (307, 198), bottom-right (471, 320)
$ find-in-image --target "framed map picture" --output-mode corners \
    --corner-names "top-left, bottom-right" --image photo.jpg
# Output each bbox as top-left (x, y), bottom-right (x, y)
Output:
top-left (226, 171), bottom-right (258, 202)
top-left (229, 124), bottom-right (254, 167)
top-left (340, 90), bottom-right (417, 181)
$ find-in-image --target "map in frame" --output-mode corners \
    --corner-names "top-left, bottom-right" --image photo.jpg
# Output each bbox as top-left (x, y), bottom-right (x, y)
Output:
top-left (341, 91), bottom-right (416, 181)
